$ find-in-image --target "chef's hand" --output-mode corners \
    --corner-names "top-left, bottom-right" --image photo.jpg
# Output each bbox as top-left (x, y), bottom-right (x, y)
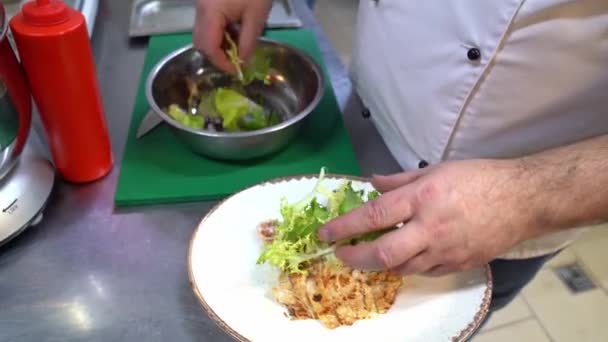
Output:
top-left (193, 0), bottom-right (272, 73)
top-left (319, 159), bottom-right (538, 277)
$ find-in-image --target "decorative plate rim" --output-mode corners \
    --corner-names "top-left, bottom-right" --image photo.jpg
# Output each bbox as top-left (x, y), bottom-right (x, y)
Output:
top-left (186, 173), bottom-right (494, 342)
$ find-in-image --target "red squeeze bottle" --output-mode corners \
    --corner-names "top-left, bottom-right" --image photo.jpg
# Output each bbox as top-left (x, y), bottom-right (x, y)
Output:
top-left (9, 0), bottom-right (113, 183)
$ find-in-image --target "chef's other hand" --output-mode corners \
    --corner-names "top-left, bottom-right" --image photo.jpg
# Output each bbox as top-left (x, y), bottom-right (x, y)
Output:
top-left (193, 0), bottom-right (272, 73)
top-left (318, 159), bottom-right (539, 277)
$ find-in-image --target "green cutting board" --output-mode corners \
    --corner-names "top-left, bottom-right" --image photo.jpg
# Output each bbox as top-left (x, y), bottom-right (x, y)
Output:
top-left (114, 29), bottom-right (361, 207)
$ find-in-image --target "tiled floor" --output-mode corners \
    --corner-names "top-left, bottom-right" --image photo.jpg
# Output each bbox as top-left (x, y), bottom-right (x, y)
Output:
top-left (475, 228), bottom-right (608, 342)
top-left (312, 1), bottom-right (608, 341)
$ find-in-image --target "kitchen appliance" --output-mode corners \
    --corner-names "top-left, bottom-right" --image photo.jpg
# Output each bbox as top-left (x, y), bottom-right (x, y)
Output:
top-left (0, 2), bottom-right (54, 247)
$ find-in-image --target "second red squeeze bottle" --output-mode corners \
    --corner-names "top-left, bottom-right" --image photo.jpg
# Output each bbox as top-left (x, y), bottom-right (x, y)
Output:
top-left (9, 0), bottom-right (113, 183)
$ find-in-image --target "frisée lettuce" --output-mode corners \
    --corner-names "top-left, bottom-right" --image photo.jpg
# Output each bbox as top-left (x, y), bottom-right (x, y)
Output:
top-left (256, 168), bottom-right (391, 275)
top-left (224, 32), bottom-right (272, 85)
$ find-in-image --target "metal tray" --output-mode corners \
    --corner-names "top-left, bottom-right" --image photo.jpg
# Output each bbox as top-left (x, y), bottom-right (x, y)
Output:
top-left (128, 0), bottom-right (302, 38)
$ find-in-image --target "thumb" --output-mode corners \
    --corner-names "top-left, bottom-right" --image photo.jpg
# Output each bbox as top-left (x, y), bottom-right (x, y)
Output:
top-left (371, 170), bottom-right (426, 192)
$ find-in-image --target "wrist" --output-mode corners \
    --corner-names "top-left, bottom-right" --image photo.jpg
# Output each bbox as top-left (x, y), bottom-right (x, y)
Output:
top-left (494, 157), bottom-right (555, 241)
top-left (510, 153), bottom-right (591, 237)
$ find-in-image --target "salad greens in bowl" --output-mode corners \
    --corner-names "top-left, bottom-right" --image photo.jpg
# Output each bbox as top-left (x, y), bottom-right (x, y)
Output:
top-left (145, 35), bottom-right (324, 161)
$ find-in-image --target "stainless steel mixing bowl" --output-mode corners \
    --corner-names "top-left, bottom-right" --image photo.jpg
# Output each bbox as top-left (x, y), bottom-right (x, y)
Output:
top-left (145, 38), bottom-right (324, 161)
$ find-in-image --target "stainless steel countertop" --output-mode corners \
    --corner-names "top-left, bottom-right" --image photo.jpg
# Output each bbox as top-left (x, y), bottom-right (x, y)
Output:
top-left (0, 1), bottom-right (401, 341)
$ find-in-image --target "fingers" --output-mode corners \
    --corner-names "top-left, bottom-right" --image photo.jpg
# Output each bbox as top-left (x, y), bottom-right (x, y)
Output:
top-left (423, 265), bottom-right (453, 277)
top-left (193, 1), bottom-right (235, 73)
top-left (198, 13), bottom-right (236, 73)
top-left (237, 2), bottom-right (271, 61)
top-left (192, 4), bottom-right (206, 50)
top-left (319, 186), bottom-right (416, 242)
top-left (334, 221), bottom-right (428, 271)
top-left (193, 0), bottom-right (271, 73)
top-left (371, 170), bottom-right (426, 193)
top-left (390, 250), bottom-right (438, 276)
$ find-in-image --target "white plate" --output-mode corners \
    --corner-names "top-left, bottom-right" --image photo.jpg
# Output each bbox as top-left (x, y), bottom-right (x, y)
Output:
top-left (188, 174), bottom-right (493, 342)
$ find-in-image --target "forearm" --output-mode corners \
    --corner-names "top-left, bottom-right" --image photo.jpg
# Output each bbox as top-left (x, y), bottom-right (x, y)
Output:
top-left (515, 134), bottom-right (608, 236)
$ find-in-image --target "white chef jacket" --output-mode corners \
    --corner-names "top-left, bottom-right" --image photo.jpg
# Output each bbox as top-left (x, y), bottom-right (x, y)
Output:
top-left (349, 0), bottom-right (608, 259)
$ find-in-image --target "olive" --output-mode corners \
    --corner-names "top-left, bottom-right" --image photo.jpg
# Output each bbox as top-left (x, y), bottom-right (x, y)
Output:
top-left (209, 117), bottom-right (223, 126)
top-left (204, 117), bottom-right (224, 131)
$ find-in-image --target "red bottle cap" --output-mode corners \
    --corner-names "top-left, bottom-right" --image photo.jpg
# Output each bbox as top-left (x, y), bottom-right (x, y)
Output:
top-left (22, 0), bottom-right (69, 26)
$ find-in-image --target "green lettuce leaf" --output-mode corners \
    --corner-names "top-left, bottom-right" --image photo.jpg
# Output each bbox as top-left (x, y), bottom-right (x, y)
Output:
top-left (224, 31), bottom-right (272, 85)
top-left (367, 190), bottom-right (380, 201)
top-left (213, 87), bottom-right (266, 131)
top-left (242, 47), bottom-right (272, 85)
top-left (238, 110), bottom-right (268, 131)
top-left (327, 181), bottom-right (365, 217)
top-left (256, 167), bottom-right (390, 275)
top-left (167, 104), bottom-right (204, 129)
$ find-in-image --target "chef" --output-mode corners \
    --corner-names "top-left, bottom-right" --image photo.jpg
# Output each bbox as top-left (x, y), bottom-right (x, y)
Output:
top-left (193, 0), bottom-right (608, 320)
